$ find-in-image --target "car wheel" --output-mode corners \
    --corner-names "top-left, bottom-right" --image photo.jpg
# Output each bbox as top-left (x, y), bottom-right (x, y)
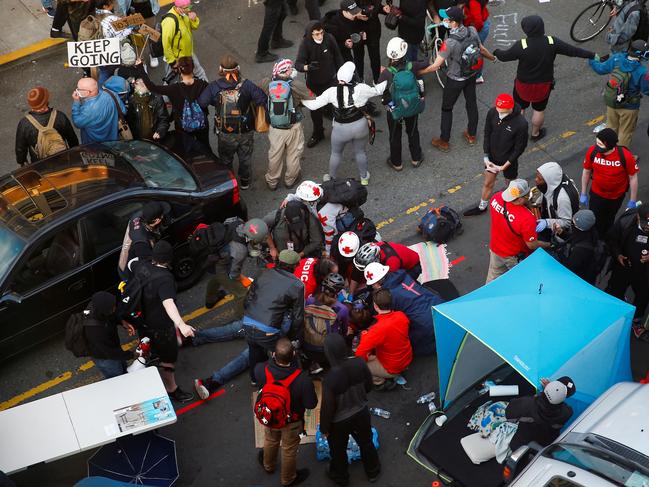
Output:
top-left (173, 250), bottom-right (205, 291)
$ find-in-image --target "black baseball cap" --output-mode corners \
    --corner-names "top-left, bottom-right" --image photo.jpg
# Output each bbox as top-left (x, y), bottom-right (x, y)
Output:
top-left (340, 0), bottom-right (361, 14)
top-left (440, 6), bottom-right (464, 22)
top-left (142, 201), bottom-right (164, 224)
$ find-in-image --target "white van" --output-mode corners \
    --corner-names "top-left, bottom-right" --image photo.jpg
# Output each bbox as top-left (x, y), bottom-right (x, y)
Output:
top-left (505, 382), bottom-right (649, 486)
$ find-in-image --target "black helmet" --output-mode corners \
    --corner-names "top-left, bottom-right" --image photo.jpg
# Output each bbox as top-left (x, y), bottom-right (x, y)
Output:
top-left (322, 273), bottom-right (345, 294)
top-left (630, 39), bottom-right (649, 59)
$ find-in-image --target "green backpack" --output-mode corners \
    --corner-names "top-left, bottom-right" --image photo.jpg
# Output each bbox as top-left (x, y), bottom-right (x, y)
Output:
top-left (388, 62), bottom-right (424, 121)
top-left (604, 67), bottom-right (639, 108)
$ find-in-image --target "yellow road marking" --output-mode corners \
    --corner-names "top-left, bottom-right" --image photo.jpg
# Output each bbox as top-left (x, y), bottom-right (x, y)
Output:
top-left (585, 115), bottom-right (605, 126)
top-left (0, 295), bottom-right (232, 411)
top-left (561, 131), bottom-right (576, 139)
top-left (447, 185), bottom-right (462, 194)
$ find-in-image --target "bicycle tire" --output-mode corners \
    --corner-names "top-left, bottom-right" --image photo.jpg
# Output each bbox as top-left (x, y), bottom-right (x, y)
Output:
top-left (570, 1), bottom-right (612, 43)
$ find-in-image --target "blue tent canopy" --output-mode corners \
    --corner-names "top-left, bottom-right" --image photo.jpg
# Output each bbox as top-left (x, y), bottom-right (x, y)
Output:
top-left (433, 249), bottom-right (634, 416)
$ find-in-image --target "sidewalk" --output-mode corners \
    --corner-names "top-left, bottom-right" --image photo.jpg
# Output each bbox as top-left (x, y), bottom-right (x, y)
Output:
top-left (0, 0), bottom-right (174, 66)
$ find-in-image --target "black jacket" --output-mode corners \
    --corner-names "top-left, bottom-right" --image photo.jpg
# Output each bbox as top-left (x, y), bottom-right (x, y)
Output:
top-left (493, 15), bottom-right (594, 83)
top-left (483, 105), bottom-right (528, 165)
top-left (563, 228), bottom-right (600, 284)
top-left (15, 108), bottom-right (79, 166)
top-left (84, 304), bottom-right (134, 361)
top-left (355, 0), bottom-right (383, 39)
top-left (127, 92), bottom-right (170, 140)
top-left (506, 393), bottom-right (573, 451)
top-left (322, 10), bottom-right (361, 63)
top-left (607, 208), bottom-right (649, 271)
top-left (296, 21), bottom-right (344, 88)
top-left (397, 0), bottom-right (427, 45)
top-left (254, 359), bottom-right (318, 420)
top-left (320, 334), bottom-right (373, 435)
top-left (244, 267), bottom-right (305, 334)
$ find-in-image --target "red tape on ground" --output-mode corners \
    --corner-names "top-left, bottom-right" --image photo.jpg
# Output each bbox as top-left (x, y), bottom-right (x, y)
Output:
top-left (450, 256), bottom-right (465, 266)
top-left (176, 388), bottom-right (226, 416)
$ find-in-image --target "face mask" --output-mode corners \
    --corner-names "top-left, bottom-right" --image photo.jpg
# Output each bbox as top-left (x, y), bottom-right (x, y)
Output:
top-left (290, 69), bottom-right (298, 80)
top-left (594, 144), bottom-right (607, 153)
top-left (442, 20), bottom-right (451, 29)
top-left (537, 182), bottom-right (548, 193)
top-left (614, 0), bottom-right (624, 6)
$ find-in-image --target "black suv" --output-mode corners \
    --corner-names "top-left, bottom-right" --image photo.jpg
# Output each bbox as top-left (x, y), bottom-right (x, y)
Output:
top-left (0, 140), bottom-right (246, 361)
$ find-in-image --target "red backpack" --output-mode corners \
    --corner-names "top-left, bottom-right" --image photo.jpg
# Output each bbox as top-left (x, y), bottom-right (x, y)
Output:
top-left (254, 366), bottom-right (302, 429)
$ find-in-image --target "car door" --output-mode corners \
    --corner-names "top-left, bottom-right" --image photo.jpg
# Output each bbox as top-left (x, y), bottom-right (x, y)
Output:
top-left (0, 221), bottom-right (92, 361)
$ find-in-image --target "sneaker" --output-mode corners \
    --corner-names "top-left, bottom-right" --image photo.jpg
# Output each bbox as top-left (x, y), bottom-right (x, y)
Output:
top-left (463, 205), bottom-right (487, 217)
top-left (267, 183), bottom-right (278, 191)
top-left (431, 137), bottom-right (450, 152)
top-left (374, 379), bottom-right (396, 392)
top-left (240, 181), bottom-right (250, 190)
top-left (360, 171), bottom-right (370, 186)
top-left (475, 75), bottom-right (485, 84)
top-left (387, 157), bottom-right (403, 171)
top-left (323, 173), bottom-right (331, 182)
top-left (285, 468), bottom-right (310, 486)
top-left (169, 386), bottom-right (194, 403)
top-left (411, 159), bottom-right (423, 168)
top-left (257, 449), bottom-right (274, 474)
top-left (463, 130), bottom-right (477, 145)
top-left (309, 362), bottom-right (324, 375)
top-left (530, 127), bottom-right (547, 142)
top-left (50, 28), bottom-right (71, 39)
top-left (194, 377), bottom-right (221, 400)
top-left (306, 134), bottom-right (324, 148)
top-left (271, 38), bottom-right (294, 49)
top-left (43, 6), bottom-right (56, 17)
top-left (255, 52), bottom-right (278, 63)
top-left (149, 56), bottom-right (159, 68)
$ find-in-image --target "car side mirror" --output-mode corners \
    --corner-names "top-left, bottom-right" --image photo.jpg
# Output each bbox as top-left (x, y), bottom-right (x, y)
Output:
top-left (0, 292), bottom-right (23, 308)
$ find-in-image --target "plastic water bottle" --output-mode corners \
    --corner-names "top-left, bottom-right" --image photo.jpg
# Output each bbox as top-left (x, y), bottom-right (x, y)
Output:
top-left (370, 407), bottom-right (391, 419)
top-left (428, 402), bottom-right (437, 413)
top-left (417, 392), bottom-right (436, 404)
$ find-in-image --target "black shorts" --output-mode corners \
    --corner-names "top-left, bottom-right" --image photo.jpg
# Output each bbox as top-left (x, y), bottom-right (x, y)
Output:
top-left (513, 86), bottom-right (550, 112)
top-left (502, 160), bottom-right (519, 180)
top-left (141, 326), bottom-right (178, 363)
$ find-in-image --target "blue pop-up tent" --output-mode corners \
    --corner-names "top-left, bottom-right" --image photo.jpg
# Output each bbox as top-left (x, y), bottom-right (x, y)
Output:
top-left (433, 249), bottom-right (635, 417)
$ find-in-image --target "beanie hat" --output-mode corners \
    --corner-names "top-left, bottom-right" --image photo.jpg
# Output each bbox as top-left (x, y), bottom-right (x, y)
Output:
top-left (175, 0), bottom-right (191, 7)
top-left (495, 93), bottom-right (514, 110)
top-left (557, 376), bottom-right (576, 398)
top-left (91, 291), bottom-right (116, 321)
top-left (279, 249), bottom-right (300, 265)
top-left (273, 59), bottom-right (294, 78)
top-left (27, 87), bottom-right (49, 111)
top-left (152, 240), bottom-right (174, 264)
top-left (573, 209), bottom-right (596, 231)
top-left (596, 128), bottom-right (618, 150)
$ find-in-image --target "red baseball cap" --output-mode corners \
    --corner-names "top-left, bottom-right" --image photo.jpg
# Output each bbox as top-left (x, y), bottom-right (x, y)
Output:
top-left (495, 93), bottom-right (514, 110)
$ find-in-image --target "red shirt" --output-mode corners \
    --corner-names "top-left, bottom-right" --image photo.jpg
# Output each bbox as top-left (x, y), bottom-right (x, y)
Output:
top-left (583, 145), bottom-right (639, 200)
top-left (355, 311), bottom-right (412, 374)
top-left (463, 0), bottom-right (489, 32)
top-left (378, 241), bottom-right (421, 272)
top-left (489, 192), bottom-right (538, 258)
top-left (294, 257), bottom-right (318, 298)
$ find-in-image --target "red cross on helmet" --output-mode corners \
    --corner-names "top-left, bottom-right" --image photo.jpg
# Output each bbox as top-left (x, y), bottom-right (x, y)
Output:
top-left (296, 180), bottom-right (323, 202)
top-left (364, 262), bottom-right (389, 285)
top-left (338, 231), bottom-right (360, 258)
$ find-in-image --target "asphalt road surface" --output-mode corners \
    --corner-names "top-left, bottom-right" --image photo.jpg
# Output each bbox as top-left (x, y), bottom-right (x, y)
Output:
top-left (2, 0), bottom-right (649, 485)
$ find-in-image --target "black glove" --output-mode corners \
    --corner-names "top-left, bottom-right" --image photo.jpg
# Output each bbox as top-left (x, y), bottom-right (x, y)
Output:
top-left (308, 61), bottom-right (320, 71)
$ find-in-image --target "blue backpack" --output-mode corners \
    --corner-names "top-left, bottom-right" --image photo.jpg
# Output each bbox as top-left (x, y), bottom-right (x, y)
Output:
top-left (180, 99), bottom-right (206, 132)
top-left (268, 79), bottom-right (297, 129)
top-left (388, 62), bottom-right (424, 121)
top-left (418, 206), bottom-right (462, 243)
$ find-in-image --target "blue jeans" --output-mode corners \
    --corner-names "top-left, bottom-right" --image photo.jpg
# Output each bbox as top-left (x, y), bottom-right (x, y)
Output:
top-left (406, 43), bottom-right (419, 62)
top-left (94, 358), bottom-right (126, 379)
top-left (477, 19), bottom-right (491, 78)
top-left (193, 320), bottom-right (250, 385)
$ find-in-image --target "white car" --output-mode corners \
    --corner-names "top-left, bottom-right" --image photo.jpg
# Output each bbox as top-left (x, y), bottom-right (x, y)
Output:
top-left (505, 382), bottom-right (649, 486)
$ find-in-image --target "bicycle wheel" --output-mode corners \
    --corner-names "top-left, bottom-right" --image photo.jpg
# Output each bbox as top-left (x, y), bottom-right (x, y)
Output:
top-left (570, 1), bottom-right (612, 42)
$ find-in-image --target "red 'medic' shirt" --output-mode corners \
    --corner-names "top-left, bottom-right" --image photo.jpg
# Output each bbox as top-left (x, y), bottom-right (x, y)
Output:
top-left (583, 146), bottom-right (638, 200)
top-left (489, 192), bottom-right (538, 258)
top-left (294, 257), bottom-right (318, 298)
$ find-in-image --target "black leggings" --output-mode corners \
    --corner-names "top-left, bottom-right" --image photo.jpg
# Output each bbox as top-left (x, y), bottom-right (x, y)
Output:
top-left (440, 76), bottom-right (478, 142)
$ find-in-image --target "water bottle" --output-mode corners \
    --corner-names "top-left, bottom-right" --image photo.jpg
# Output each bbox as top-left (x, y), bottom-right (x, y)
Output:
top-left (428, 402), bottom-right (437, 413)
top-left (369, 407), bottom-right (391, 419)
top-left (416, 391), bottom-right (436, 404)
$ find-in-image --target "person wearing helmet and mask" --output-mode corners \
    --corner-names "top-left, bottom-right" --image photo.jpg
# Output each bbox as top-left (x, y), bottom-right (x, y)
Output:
top-left (379, 37), bottom-right (433, 171)
top-left (303, 272), bottom-right (350, 374)
top-left (364, 262), bottom-right (443, 356)
top-left (127, 78), bottom-right (170, 141)
top-left (260, 59), bottom-right (316, 191)
top-left (589, 39), bottom-right (649, 147)
top-left (606, 0), bottom-right (646, 53)
top-left (354, 241), bottom-right (421, 279)
top-left (331, 230), bottom-right (368, 299)
top-left (265, 199), bottom-right (325, 260)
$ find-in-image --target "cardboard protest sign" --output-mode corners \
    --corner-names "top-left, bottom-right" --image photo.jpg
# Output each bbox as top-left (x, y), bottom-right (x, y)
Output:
top-left (111, 13), bottom-right (145, 31)
top-left (139, 24), bottom-right (161, 42)
top-left (67, 38), bottom-right (121, 68)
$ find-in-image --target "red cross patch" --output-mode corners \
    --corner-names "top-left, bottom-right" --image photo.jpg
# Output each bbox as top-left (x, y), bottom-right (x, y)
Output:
top-left (342, 246), bottom-right (353, 254)
top-left (270, 82), bottom-right (288, 99)
top-left (249, 224), bottom-right (258, 234)
top-left (366, 272), bottom-right (373, 280)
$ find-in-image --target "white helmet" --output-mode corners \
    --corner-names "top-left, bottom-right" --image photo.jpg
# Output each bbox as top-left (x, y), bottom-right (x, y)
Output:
top-left (386, 37), bottom-right (408, 60)
top-left (295, 180), bottom-right (323, 202)
top-left (364, 262), bottom-right (390, 285)
top-left (338, 231), bottom-right (360, 258)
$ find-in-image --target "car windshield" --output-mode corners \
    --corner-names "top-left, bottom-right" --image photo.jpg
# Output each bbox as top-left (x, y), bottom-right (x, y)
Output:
top-left (545, 444), bottom-right (649, 487)
top-left (0, 227), bottom-right (26, 283)
top-left (104, 140), bottom-right (197, 191)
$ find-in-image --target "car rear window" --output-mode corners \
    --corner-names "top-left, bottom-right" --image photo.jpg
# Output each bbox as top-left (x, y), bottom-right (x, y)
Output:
top-left (545, 444), bottom-right (649, 486)
top-left (104, 140), bottom-right (197, 191)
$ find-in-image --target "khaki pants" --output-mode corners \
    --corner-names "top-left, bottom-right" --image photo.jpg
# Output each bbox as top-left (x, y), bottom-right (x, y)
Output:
top-left (266, 123), bottom-right (304, 189)
top-left (367, 355), bottom-right (397, 385)
top-left (606, 106), bottom-right (639, 148)
top-left (263, 420), bottom-right (302, 486)
top-left (485, 249), bottom-right (519, 284)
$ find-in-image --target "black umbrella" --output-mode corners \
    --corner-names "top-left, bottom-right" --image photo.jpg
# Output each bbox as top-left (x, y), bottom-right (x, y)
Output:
top-left (88, 432), bottom-right (178, 486)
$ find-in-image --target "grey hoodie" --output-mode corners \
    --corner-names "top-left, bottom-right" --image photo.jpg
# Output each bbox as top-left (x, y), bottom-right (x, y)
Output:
top-left (537, 162), bottom-right (574, 230)
top-left (607, 0), bottom-right (642, 52)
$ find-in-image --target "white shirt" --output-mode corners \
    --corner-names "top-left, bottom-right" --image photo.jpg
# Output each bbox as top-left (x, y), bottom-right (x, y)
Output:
top-left (302, 81), bottom-right (387, 112)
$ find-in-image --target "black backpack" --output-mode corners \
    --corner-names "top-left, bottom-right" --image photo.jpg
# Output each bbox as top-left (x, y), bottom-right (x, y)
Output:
top-left (321, 178), bottom-right (368, 210)
top-left (418, 206), bottom-right (463, 244)
top-left (150, 13), bottom-right (180, 59)
top-left (556, 235), bottom-right (608, 283)
top-left (550, 174), bottom-right (580, 218)
top-left (117, 263), bottom-right (166, 320)
top-left (64, 311), bottom-right (102, 358)
top-left (628, 1), bottom-right (649, 41)
top-left (188, 218), bottom-right (242, 256)
top-left (450, 31), bottom-right (483, 78)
